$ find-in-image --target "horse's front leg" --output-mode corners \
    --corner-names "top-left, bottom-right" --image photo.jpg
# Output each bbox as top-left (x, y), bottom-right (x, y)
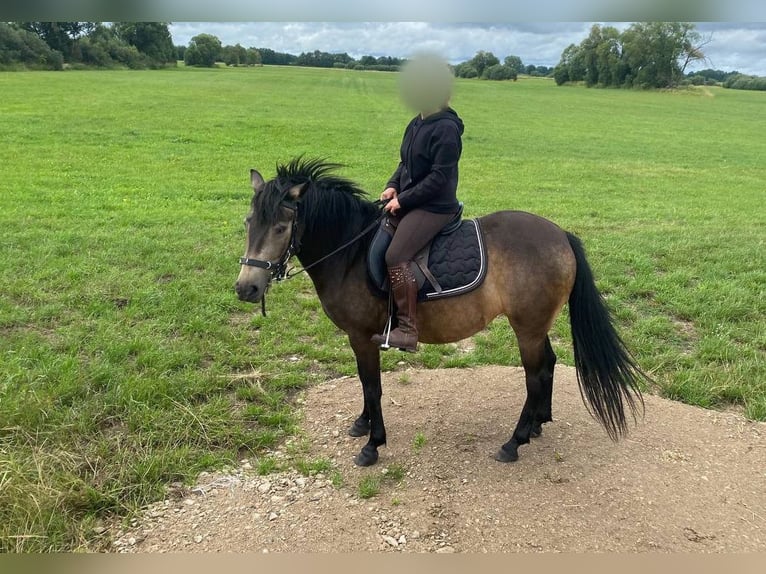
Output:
top-left (348, 335), bottom-right (385, 466)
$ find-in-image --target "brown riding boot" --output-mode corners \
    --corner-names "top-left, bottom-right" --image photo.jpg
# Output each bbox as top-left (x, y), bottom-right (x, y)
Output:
top-left (371, 262), bottom-right (419, 352)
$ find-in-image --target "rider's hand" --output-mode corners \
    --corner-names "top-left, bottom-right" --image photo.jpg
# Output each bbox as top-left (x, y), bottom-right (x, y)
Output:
top-left (380, 187), bottom-right (398, 201)
top-left (384, 196), bottom-right (401, 215)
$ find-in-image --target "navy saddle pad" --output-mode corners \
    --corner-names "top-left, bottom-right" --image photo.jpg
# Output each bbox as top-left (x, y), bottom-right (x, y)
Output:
top-left (367, 216), bottom-right (488, 301)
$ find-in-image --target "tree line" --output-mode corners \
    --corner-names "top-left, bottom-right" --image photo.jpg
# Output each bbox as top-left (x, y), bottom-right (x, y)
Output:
top-left (180, 32), bottom-right (404, 70)
top-left (452, 51), bottom-right (552, 81)
top-left (0, 22), bottom-right (177, 69)
top-left (4, 21), bottom-right (761, 91)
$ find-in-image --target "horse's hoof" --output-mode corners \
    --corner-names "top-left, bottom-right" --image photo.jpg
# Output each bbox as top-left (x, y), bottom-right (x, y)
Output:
top-left (354, 447), bottom-right (379, 467)
top-left (494, 446), bottom-right (519, 463)
top-left (531, 425), bottom-right (542, 438)
top-left (348, 420), bottom-right (370, 437)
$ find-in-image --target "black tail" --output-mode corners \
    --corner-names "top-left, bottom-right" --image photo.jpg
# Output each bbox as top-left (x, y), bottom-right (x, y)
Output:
top-left (566, 232), bottom-right (646, 440)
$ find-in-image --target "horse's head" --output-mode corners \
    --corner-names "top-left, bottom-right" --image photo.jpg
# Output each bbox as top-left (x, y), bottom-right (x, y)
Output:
top-left (234, 168), bottom-right (307, 303)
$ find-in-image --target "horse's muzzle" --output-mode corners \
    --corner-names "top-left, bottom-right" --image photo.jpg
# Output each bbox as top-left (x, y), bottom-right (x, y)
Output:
top-left (234, 280), bottom-right (262, 303)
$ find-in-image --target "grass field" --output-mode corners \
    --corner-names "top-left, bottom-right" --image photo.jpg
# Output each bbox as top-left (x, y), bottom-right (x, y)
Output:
top-left (1, 66), bottom-right (764, 551)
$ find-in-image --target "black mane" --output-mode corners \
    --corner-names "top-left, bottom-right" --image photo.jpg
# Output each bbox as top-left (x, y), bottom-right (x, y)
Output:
top-left (253, 157), bottom-right (381, 264)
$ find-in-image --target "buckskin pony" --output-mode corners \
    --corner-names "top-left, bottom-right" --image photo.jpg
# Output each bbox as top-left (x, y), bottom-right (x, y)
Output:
top-left (235, 158), bottom-right (646, 467)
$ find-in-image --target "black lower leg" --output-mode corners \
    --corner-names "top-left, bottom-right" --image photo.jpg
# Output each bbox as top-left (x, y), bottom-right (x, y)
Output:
top-left (496, 337), bottom-right (549, 463)
top-left (348, 412), bottom-right (370, 437)
top-left (349, 337), bottom-right (386, 466)
top-left (532, 337), bottom-right (557, 437)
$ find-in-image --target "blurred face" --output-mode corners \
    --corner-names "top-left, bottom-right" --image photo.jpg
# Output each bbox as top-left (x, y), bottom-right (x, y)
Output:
top-left (399, 52), bottom-right (455, 114)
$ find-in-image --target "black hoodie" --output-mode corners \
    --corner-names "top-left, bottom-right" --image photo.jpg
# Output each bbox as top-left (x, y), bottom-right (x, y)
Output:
top-left (386, 107), bottom-right (464, 214)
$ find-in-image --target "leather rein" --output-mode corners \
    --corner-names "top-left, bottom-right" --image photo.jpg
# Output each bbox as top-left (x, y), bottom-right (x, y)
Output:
top-left (239, 200), bottom-right (385, 316)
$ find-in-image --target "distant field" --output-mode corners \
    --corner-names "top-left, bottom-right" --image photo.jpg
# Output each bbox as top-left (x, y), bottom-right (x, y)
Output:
top-left (1, 66), bottom-right (764, 551)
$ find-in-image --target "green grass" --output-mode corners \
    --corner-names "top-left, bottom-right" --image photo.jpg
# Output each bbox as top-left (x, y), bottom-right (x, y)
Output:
top-left (0, 66), bottom-right (764, 551)
top-left (412, 432), bottom-right (428, 452)
top-left (295, 457), bottom-right (333, 476)
top-left (357, 475), bottom-right (381, 499)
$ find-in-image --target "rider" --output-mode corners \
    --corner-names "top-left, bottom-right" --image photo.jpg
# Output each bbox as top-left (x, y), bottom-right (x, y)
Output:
top-left (371, 54), bottom-right (464, 352)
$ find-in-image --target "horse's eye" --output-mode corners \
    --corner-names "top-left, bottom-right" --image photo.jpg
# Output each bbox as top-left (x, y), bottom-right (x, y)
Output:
top-left (275, 224), bottom-right (288, 235)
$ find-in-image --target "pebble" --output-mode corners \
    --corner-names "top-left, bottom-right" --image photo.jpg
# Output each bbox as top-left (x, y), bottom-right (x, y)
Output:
top-left (398, 535), bottom-right (407, 545)
top-left (183, 499), bottom-right (195, 506)
top-left (258, 482), bottom-right (272, 494)
top-left (382, 535), bottom-right (399, 548)
top-left (93, 526), bottom-right (106, 535)
top-left (268, 512), bottom-right (279, 521)
top-left (436, 546), bottom-right (455, 553)
top-left (194, 535), bottom-right (203, 544)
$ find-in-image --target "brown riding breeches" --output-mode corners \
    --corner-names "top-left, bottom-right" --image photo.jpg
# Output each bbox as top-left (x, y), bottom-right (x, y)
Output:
top-left (385, 208), bottom-right (457, 267)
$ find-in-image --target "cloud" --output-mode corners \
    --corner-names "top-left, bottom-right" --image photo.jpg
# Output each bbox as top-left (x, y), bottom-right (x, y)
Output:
top-left (169, 22), bottom-right (766, 74)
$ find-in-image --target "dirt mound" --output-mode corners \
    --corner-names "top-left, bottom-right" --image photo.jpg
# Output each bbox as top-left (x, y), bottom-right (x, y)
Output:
top-left (112, 366), bottom-right (766, 552)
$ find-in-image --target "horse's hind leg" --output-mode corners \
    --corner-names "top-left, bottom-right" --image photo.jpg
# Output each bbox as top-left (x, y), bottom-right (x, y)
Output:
top-left (531, 336), bottom-right (556, 438)
top-left (496, 334), bottom-right (556, 463)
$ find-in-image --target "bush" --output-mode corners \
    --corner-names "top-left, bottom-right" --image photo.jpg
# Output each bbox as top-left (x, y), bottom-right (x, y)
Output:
top-left (453, 62), bottom-right (478, 78)
top-left (482, 64), bottom-right (517, 81)
top-left (0, 22), bottom-right (63, 70)
top-left (723, 74), bottom-right (766, 91)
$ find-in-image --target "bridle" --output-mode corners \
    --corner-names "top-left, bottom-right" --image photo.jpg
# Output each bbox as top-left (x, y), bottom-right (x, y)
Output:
top-left (239, 199), bottom-right (384, 316)
top-left (239, 201), bottom-right (299, 284)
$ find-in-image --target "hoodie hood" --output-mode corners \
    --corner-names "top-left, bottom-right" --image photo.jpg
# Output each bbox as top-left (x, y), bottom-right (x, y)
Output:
top-left (423, 107), bottom-right (465, 136)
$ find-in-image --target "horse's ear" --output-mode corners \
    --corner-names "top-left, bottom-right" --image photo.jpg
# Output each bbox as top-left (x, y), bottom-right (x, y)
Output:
top-left (287, 182), bottom-right (309, 201)
top-left (250, 169), bottom-right (265, 190)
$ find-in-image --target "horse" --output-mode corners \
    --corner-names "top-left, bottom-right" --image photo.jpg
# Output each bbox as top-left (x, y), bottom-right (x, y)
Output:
top-left (235, 158), bottom-right (646, 467)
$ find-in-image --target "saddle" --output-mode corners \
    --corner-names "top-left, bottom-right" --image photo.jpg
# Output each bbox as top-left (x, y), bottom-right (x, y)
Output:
top-left (367, 204), bottom-right (488, 301)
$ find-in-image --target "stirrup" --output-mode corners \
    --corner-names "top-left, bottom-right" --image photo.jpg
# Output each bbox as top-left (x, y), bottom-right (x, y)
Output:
top-left (377, 312), bottom-right (393, 350)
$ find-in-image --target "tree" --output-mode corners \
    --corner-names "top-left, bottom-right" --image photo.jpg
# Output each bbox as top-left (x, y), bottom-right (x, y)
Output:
top-left (222, 43), bottom-right (248, 66)
top-left (258, 47), bottom-right (297, 65)
top-left (175, 45), bottom-right (186, 61)
top-left (80, 23), bottom-right (136, 68)
top-left (184, 34), bottom-right (222, 67)
top-left (468, 50), bottom-right (499, 77)
top-left (0, 22), bottom-right (63, 69)
top-left (553, 43), bottom-right (585, 85)
top-left (19, 21), bottom-right (94, 61)
top-left (621, 22), bottom-right (707, 88)
top-left (245, 47), bottom-right (262, 66)
top-left (503, 55), bottom-right (524, 75)
top-left (482, 64), bottom-right (517, 81)
top-left (554, 22), bottom-right (708, 89)
top-left (113, 22), bottom-right (175, 65)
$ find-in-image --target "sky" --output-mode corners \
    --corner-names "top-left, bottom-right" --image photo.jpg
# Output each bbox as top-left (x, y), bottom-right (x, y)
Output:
top-left (169, 22), bottom-right (766, 75)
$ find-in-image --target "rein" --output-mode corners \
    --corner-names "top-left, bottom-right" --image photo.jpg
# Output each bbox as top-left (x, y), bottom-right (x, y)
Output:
top-left (240, 199), bottom-right (386, 316)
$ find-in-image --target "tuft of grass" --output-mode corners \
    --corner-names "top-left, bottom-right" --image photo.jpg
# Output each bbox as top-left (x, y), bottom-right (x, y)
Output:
top-left (397, 373), bottom-right (411, 385)
top-left (391, 497), bottom-right (402, 506)
top-left (330, 470), bottom-right (344, 489)
top-left (256, 456), bottom-right (281, 476)
top-left (412, 432), bottom-right (427, 452)
top-left (295, 457), bottom-right (333, 477)
top-left (383, 463), bottom-right (406, 482)
top-left (357, 475), bottom-right (381, 499)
